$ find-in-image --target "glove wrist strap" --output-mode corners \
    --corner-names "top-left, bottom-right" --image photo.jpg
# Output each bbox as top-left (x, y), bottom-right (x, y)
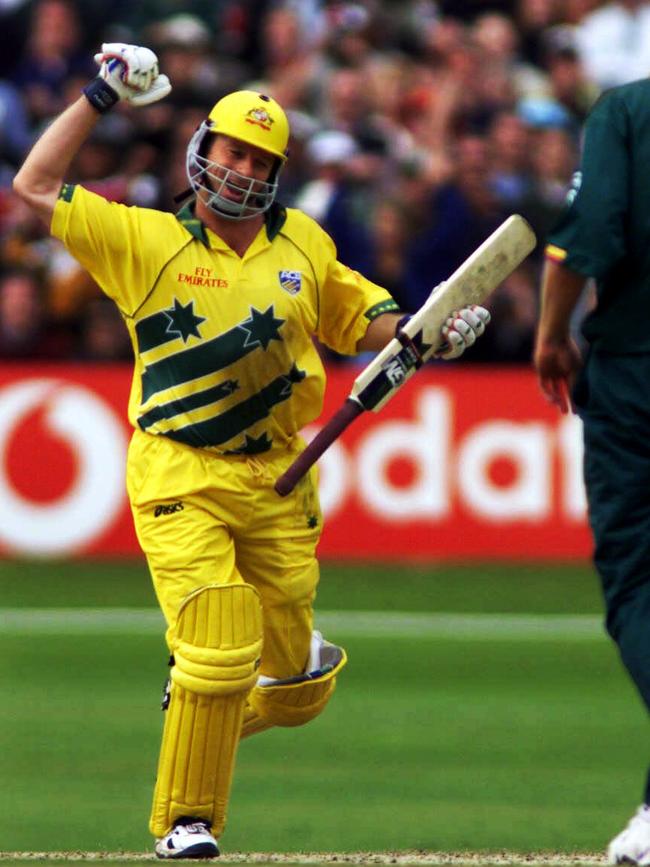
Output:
top-left (82, 77), bottom-right (120, 113)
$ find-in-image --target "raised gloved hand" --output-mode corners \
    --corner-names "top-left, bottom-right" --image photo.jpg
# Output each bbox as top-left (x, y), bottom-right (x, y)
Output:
top-left (83, 43), bottom-right (171, 113)
top-left (435, 305), bottom-right (491, 360)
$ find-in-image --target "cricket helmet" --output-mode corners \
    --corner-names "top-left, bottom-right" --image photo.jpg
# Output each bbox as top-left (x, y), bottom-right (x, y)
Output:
top-left (186, 90), bottom-right (290, 220)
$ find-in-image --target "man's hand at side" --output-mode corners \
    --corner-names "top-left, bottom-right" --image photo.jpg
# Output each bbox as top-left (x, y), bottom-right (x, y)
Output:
top-left (534, 334), bottom-right (582, 414)
top-left (534, 258), bottom-right (587, 415)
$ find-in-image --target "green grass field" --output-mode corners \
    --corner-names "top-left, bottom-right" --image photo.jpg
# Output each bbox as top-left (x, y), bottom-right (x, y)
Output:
top-left (0, 559), bottom-right (645, 861)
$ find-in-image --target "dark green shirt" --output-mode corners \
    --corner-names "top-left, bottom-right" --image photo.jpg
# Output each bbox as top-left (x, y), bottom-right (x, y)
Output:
top-left (547, 78), bottom-right (650, 352)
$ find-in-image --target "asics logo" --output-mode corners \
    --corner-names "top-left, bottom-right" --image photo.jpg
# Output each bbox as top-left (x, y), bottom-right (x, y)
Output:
top-left (154, 501), bottom-right (184, 517)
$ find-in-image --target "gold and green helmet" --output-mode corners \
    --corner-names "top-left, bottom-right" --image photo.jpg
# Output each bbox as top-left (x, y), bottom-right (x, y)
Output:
top-left (186, 90), bottom-right (290, 220)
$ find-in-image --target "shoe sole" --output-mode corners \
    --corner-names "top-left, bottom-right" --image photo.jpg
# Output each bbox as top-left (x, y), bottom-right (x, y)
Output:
top-left (156, 841), bottom-right (219, 860)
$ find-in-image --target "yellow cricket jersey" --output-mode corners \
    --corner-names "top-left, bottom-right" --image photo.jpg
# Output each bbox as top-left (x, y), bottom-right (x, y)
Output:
top-left (51, 184), bottom-right (398, 455)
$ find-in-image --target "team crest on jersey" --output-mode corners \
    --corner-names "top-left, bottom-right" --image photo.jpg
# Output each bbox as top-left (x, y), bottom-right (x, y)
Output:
top-left (278, 270), bottom-right (302, 295)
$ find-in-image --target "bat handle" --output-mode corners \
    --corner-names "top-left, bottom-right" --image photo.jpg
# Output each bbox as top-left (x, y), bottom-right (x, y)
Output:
top-left (275, 398), bottom-right (364, 497)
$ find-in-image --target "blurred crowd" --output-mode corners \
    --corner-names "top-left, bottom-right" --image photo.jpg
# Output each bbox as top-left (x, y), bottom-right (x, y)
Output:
top-left (0, 0), bottom-right (646, 364)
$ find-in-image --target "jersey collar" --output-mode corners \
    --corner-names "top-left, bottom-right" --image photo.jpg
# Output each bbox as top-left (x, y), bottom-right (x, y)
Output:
top-left (175, 200), bottom-right (287, 246)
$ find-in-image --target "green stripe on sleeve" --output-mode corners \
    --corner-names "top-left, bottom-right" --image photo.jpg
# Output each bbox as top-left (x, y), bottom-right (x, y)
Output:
top-left (365, 299), bottom-right (400, 321)
top-left (58, 183), bottom-right (76, 202)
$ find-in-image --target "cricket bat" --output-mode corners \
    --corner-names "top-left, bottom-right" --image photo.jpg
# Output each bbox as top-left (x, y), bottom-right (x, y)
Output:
top-left (275, 214), bottom-right (537, 497)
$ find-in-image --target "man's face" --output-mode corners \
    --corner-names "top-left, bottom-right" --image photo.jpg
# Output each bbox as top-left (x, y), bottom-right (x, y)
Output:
top-left (190, 128), bottom-right (281, 219)
top-left (205, 134), bottom-right (276, 205)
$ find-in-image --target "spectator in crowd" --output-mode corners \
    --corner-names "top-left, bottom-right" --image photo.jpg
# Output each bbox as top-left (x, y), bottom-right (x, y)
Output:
top-left (519, 124), bottom-right (579, 244)
top-left (10, 0), bottom-right (93, 128)
top-left (0, 81), bottom-right (33, 177)
top-left (470, 11), bottom-right (550, 101)
top-left (575, 0), bottom-right (650, 88)
top-left (103, 0), bottom-right (224, 45)
top-left (0, 267), bottom-right (73, 358)
top-left (562, 0), bottom-right (600, 24)
top-left (366, 197), bottom-right (413, 311)
top-left (74, 296), bottom-right (132, 361)
top-left (320, 0), bottom-right (377, 68)
top-left (516, 0), bottom-right (562, 68)
top-left (144, 14), bottom-right (245, 106)
top-left (276, 107), bottom-right (321, 202)
top-left (0, 0), bottom-right (606, 364)
top-left (401, 133), bottom-right (509, 312)
top-left (360, 54), bottom-right (416, 161)
top-left (295, 129), bottom-right (375, 273)
top-left (539, 25), bottom-right (599, 126)
top-left (320, 64), bottom-right (400, 160)
top-left (486, 110), bottom-right (533, 210)
top-left (255, 4), bottom-right (327, 111)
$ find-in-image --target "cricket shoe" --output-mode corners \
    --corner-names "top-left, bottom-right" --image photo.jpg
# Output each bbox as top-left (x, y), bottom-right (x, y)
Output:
top-left (608, 805), bottom-right (650, 864)
top-left (307, 629), bottom-right (345, 675)
top-left (256, 629), bottom-right (346, 688)
top-left (155, 818), bottom-right (219, 859)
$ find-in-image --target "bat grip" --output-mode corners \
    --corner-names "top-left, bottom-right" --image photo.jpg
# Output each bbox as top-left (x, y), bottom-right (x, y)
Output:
top-left (275, 398), bottom-right (363, 497)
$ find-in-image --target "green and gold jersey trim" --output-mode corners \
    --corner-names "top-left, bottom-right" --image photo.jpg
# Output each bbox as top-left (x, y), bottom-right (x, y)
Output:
top-left (365, 298), bottom-right (400, 321)
top-left (175, 202), bottom-right (209, 245)
top-left (58, 183), bottom-right (76, 202)
top-left (265, 202), bottom-right (288, 241)
top-left (174, 200), bottom-right (288, 243)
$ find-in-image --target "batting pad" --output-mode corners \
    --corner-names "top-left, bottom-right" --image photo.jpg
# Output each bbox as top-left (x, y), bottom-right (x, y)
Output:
top-left (241, 645), bottom-right (347, 738)
top-left (149, 583), bottom-right (263, 838)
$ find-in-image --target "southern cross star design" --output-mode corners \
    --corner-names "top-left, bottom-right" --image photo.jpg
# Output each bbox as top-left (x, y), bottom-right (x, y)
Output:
top-left (222, 379), bottom-right (240, 395)
top-left (162, 298), bottom-right (206, 343)
top-left (239, 306), bottom-right (285, 350)
top-left (225, 433), bottom-right (273, 455)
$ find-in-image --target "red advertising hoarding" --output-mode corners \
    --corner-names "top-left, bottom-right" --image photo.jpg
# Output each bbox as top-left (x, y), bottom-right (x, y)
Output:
top-left (0, 363), bottom-right (592, 560)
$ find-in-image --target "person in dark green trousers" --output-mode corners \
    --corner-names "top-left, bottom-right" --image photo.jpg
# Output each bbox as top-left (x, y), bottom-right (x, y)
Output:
top-left (535, 77), bottom-right (650, 866)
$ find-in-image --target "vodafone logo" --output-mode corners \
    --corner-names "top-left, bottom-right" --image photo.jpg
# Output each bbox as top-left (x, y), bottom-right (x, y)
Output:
top-left (0, 378), bottom-right (128, 555)
top-left (0, 369), bottom-right (590, 560)
top-left (310, 387), bottom-right (587, 522)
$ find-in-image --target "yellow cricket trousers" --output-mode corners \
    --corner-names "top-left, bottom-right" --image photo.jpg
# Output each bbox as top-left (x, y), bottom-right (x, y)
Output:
top-left (126, 428), bottom-right (322, 680)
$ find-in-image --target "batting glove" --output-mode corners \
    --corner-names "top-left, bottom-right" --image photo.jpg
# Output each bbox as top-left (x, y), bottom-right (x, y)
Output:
top-left (83, 43), bottom-right (171, 113)
top-left (436, 305), bottom-right (491, 360)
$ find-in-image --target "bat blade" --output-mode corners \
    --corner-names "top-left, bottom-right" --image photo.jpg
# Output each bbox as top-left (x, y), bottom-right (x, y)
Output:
top-left (275, 214), bottom-right (536, 496)
top-left (351, 214), bottom-right (537, 412)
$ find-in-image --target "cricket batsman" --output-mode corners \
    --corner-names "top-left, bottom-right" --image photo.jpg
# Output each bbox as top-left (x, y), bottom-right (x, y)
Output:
top-left (13, 43), bottom-right (490, 858)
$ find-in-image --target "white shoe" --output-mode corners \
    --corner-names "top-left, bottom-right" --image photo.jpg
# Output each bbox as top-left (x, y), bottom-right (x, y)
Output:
top-left (257, 630), bottom-right (345, 688)
top-left (155, 819), bottom-right (219, 859)
top-left (609, 805), bottom-right (650, 865)
top-left (307, 629), bottom-right (344, 675)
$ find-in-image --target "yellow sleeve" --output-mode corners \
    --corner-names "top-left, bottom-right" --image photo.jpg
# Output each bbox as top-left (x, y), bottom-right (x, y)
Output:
top-left (50, 184), bottom-right (183, 316)
top-left (317, 235), bottom-right (399, 356)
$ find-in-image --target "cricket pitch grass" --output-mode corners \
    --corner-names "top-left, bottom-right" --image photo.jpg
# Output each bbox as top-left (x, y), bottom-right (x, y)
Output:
top-left (1, 561), bottom-right (645, 864)
top-left (0, 852), bottom-right (611, 865)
